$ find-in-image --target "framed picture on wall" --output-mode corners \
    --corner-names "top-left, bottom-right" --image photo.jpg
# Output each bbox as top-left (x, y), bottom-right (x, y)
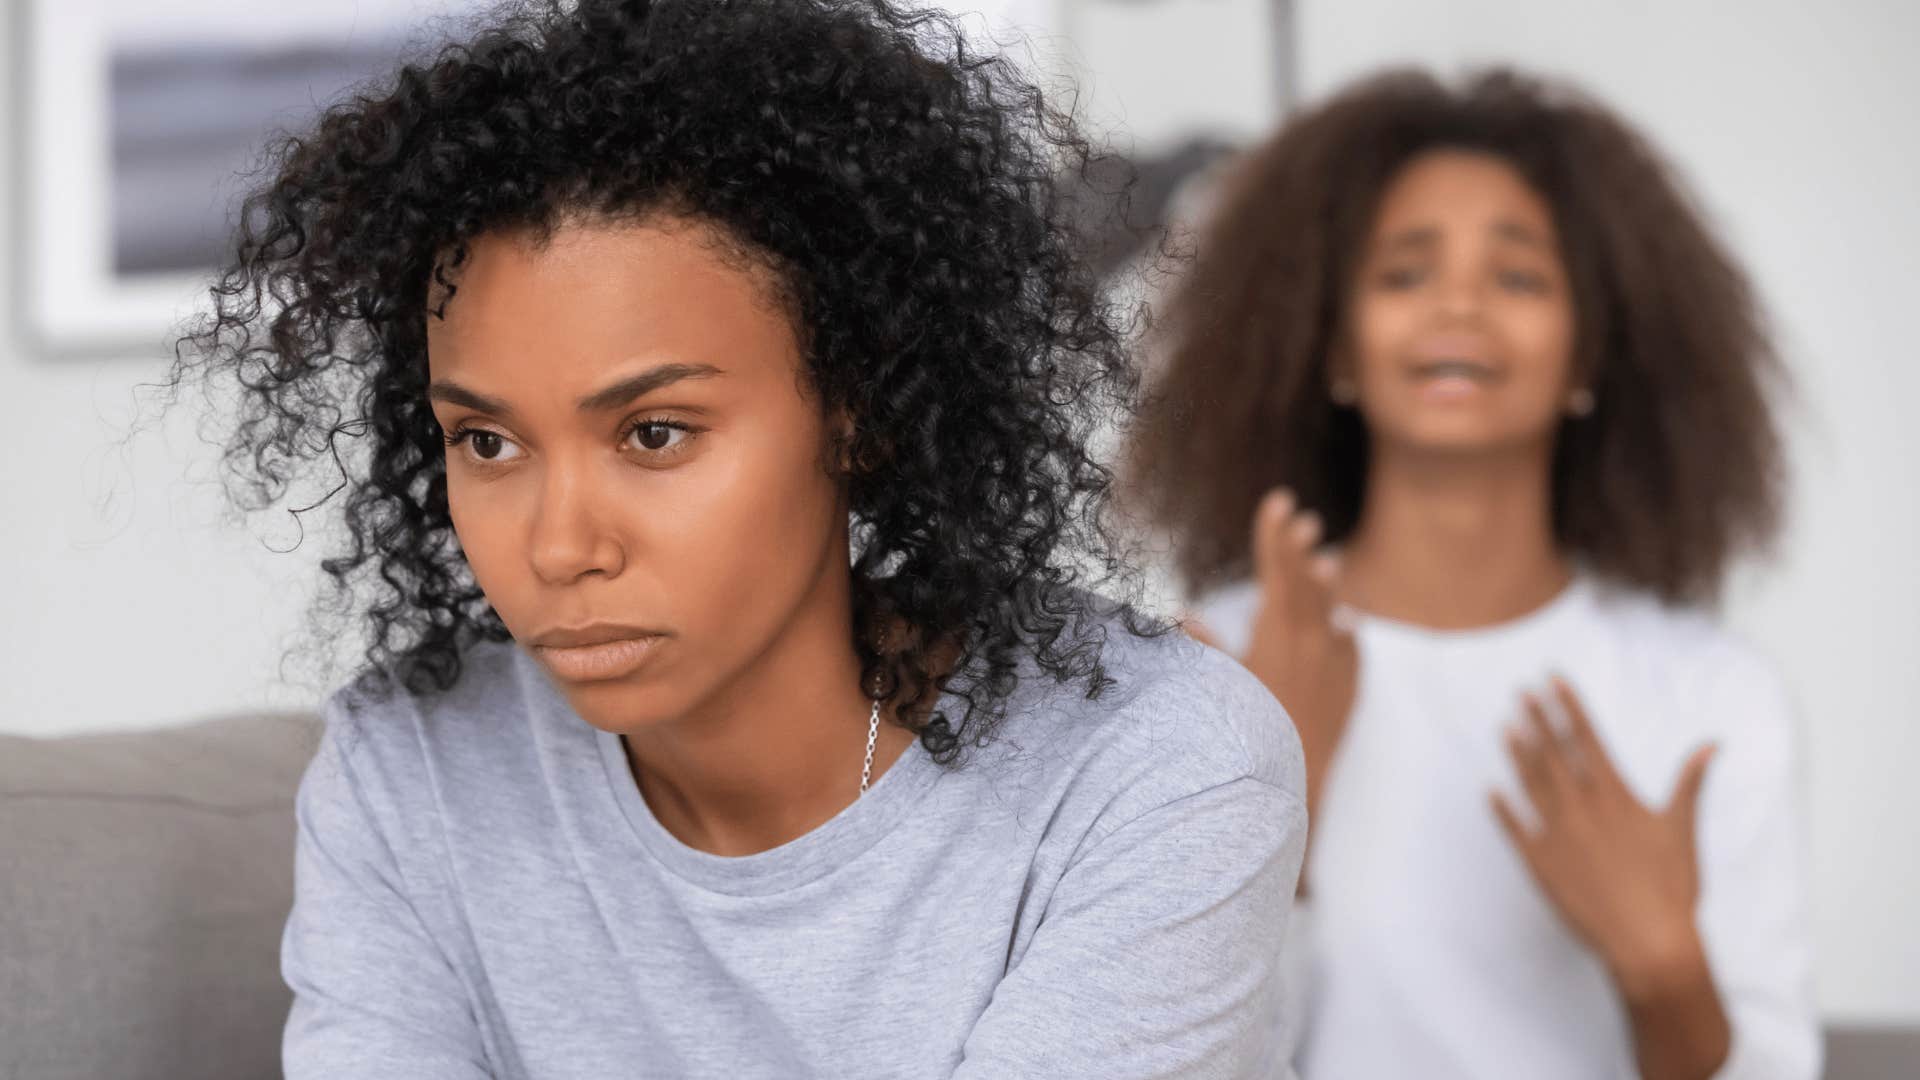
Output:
top-left (16, 0), bottom-right (487, 354)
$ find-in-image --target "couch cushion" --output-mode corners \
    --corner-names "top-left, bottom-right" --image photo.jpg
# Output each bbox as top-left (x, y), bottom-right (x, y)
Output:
top-left (1826, 1023), bottom-right (1920, 1079)
top-left (0, 712), bottom-right (320, 1080)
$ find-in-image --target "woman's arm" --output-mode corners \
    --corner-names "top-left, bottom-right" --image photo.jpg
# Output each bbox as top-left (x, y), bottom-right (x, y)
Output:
top-left (281, 707), bottom-right (494, 1080)
top-left (952, 776), bottom-right (1308, 1079)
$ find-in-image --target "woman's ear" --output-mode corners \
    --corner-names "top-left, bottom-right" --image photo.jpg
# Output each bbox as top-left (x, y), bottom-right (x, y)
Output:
top-left (1326, 350), bottom-right (1359, 407)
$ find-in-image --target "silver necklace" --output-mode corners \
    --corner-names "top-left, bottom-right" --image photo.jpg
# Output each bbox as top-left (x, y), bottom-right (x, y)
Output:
top-left (858, 698), bottom-right (881, 796)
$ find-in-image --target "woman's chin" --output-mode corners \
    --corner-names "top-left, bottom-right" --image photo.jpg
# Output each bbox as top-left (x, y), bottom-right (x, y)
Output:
top-left (1377, 414), bottom-right (1559, 458)
top-left (556, 677), bottom-right (690, 737)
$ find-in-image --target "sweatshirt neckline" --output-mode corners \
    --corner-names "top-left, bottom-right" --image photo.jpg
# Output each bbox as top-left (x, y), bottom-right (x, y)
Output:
top-left (590, 712), bottom-right (942, 897)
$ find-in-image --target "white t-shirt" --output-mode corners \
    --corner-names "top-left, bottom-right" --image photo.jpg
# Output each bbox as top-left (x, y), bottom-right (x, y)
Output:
top-left (1198, 575), bottom-right (1820, 1079)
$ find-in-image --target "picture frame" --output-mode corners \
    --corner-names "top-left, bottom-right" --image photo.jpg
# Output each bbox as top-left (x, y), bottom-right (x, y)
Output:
top-left (15, 0), bottom-right (483, 354)
top-left (12, 0), bottom-right (1290, 354)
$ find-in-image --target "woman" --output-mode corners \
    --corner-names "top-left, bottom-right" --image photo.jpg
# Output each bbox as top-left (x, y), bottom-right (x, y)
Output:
top-left (171, 1), bottom-right (1307, 1076)
top-left (1133, 69), bottom-right (1817, 1079)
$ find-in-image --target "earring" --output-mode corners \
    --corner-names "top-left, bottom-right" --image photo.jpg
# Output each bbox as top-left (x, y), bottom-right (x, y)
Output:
top-left (1329, 377), bottom-right (1359, 406)
top-left (1566, 387), bottom-right (1596, 418)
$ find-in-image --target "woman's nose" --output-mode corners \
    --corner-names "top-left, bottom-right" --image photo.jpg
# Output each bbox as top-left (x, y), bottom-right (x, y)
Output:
top-left (526, 464), bottom-right (627, 585)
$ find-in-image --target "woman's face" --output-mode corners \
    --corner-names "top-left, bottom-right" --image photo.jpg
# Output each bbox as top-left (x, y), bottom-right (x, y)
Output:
top-left (424, 216), bottom-right (851, 734)
top-left (1342, 149), bottom-right (1580, 456)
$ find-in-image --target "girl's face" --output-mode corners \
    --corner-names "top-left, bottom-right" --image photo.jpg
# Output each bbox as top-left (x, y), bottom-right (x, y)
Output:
top-left (1341, 149), bottom-right (1580, 457)
top-left (424, 217), bottom-right (851, 734)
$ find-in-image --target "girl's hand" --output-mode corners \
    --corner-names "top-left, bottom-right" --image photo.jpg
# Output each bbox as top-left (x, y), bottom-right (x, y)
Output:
top-left (1493, 677), bottom-right (1720, 1001)
top-left (1187, 488), bottom-right (1358, 830)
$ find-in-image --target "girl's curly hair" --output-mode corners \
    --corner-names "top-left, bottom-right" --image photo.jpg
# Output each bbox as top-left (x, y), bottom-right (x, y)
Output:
top-left (1131, 68), bottom-right (1787, 605)
top-left (171, 0), bottom-right (1155, 761)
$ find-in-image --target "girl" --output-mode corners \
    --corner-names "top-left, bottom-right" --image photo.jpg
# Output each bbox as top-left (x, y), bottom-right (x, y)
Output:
top-left (1134, 69), bottom-right (1818, 1079)
top-left (173, 1), bottom-right (1306, 1076)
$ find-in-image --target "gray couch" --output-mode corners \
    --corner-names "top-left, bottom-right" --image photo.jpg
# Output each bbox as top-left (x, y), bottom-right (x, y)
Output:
top-left (2, 714), bottom-right (1914, 1079)
top-left (1, 713), bottom-right (318, 1080)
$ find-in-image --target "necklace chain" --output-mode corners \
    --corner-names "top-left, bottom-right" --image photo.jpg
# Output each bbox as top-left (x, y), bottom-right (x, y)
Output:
top-left (858, 698), bottom-right (881, 796)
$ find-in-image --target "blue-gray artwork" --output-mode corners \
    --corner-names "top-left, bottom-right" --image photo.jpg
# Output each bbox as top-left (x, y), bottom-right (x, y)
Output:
top-left (108, 40), bottom-right (405, 275)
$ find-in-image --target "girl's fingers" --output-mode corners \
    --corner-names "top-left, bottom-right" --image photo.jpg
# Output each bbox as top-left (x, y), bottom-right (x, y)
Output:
top-left (1250, 488), bottom-right (1346, 637)
top-left (1505, 723), bottom-right (1560, 822)
top-left (1523, 693), bottom-right (1585, 793)
top-left (1491, 791), bottom-right (1532, 843)
top-left (1251, 488), bottom-right (1297, 595)
top-left (1290, 510), bottom-right (1323, 552)
top-left (1283, 510), bottom-right (1326, 623)
top-left (1490, 792), bottom-right (1545, 877)
top-left (1252, 489), bottom-right (1329, 606)
top-left (1551, 675), bottom-right (1621, 788)
top-left (1667, 742), bottom-right (1719, 836)
top-left (1308, 551), bottom-right (1341, 586)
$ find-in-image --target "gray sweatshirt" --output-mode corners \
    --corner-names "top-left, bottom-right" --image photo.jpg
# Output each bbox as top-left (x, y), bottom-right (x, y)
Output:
top-left (282, 627), bottom-right (1306, 1079)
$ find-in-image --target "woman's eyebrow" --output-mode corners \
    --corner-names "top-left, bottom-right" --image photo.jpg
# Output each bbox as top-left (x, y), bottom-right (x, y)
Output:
top-left (577, 362), bottom-right (723, 412)
top-left (1378, 226), bottom-right (1439, 253)
top-left (428, 380), bottom-right (514, 418)
top-left (426, 363), bottom-right (723, 419)
top-left (1492, 219), bottom-right (1550, 248)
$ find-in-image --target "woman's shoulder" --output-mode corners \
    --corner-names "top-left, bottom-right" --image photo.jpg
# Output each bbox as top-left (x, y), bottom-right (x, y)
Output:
top-left (1122, 626), bottom-right (1307, 799)
top-left (315, 637), bottom-right (541, 784)
top-left (299, 639), bottom-right (565, 883)
top-left (987, 616), bottom-right (1306, 825)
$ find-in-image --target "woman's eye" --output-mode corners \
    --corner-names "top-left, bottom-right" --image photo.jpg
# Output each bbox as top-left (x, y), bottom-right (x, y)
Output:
top-left (1378, 266), bottom-right (1425, 289)
top-left (628, 422), bottom-right (689, 453)
top-left (1498, 268), bottom-right (1549, 293)
top-left (446, 426), bottom-right (522, 464)
top-left (471, 431), bottom-right (508, 459)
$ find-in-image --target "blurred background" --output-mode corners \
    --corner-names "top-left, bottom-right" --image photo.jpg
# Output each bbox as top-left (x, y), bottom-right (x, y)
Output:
top-left (0, 0), bottom-right (1914, 1044)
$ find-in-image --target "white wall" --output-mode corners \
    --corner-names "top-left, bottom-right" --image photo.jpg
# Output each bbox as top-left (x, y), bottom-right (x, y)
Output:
top-left (0, 3), bottom-right (333, 736)
top-left (1290, 0), bottom-right (1920, 1025)
top-left (2, 0), bottom-right (1914, 1025)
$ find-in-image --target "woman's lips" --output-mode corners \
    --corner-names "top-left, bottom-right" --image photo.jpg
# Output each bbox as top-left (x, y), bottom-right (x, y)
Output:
top-left (1409, 359), bottom-right (1501, 402)
top-left (533, 635), bottom-right (663, 682)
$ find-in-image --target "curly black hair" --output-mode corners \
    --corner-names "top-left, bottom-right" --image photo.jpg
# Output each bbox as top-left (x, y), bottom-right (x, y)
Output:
top-left (169, 0), bottom-right (1157, 761)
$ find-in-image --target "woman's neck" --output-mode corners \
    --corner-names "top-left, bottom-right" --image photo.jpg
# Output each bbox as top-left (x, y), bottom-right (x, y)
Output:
top-left (619, 565), bottom-right (916, 857)
top-left (1338, 441), bottom-right (1573, 631)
